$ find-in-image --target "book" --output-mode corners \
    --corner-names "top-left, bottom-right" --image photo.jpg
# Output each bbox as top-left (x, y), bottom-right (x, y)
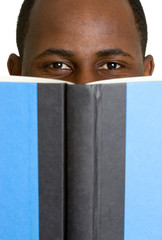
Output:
top-left (0, 76), bottom-right (162, 240)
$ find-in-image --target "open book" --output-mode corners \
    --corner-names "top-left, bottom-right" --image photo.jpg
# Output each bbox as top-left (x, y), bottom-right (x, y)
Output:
top-left (0, 75), bottom-right (162, 240)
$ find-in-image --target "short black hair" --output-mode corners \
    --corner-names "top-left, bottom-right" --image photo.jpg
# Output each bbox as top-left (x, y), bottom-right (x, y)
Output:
top-left (16, 0), bottom-right (148, 58)
top-left (16, 0), bottom-right (35, 59)
top-left (127, 0), bottom-right (148, 58)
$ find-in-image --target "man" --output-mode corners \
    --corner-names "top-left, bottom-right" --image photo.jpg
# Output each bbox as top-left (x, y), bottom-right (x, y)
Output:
top-left (8, 0), bottom-right (155, 84)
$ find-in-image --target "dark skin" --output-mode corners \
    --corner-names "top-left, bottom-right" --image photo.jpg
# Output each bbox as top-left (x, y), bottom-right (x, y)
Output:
top-left (8, 0), bottom-right (155, 84)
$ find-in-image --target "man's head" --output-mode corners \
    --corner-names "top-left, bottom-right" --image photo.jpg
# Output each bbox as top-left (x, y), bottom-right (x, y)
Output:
top-left (8, 0), bottom-right (154, 83)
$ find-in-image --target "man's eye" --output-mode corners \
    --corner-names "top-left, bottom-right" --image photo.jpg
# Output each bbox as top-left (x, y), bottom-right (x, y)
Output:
top-left (99, 62), bottom-right (121, 70)
top-left (47, 62), bottom-right (71, 70)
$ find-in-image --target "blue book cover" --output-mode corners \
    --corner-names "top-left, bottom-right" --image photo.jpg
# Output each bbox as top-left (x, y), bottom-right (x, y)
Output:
top-left (0, 76), bottom-right (162, 240)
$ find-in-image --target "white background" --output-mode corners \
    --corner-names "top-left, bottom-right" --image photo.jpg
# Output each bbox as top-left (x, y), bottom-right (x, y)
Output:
top-left (0, 0), bottom-right (161, 76)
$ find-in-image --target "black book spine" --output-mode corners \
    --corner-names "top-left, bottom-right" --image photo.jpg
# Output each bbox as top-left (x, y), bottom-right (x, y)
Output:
top-left (66, 85), bottom-right (96, 239)
top-left (38, 83), bottom-right (126, 240)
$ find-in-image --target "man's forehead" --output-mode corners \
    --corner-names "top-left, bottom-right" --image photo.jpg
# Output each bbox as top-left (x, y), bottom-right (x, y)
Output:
top-left (29, 0), bottom-right (135, 36)
top-left (28, 0), bottom-right (136, 43)
top-left (31, 0), bottom-right (131, 17)
top-left (24, 0), bottom-right (140, 61)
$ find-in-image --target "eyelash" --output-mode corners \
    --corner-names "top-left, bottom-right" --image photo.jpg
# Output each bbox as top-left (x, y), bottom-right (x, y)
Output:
top-left (98, 62), bottom-right (122, 70)
top-left (45, 62), bottom-right (72, 70)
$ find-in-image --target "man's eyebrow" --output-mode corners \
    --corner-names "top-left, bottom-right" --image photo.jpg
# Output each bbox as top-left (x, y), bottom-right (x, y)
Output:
top-left (96, 48), bottom-right (133, 58)
top-left (36, 48), bottom-right (74, 59)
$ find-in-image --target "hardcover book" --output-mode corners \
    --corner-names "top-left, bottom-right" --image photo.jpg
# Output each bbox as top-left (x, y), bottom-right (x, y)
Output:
top-left (0, 76), bottom-right (162, 240)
